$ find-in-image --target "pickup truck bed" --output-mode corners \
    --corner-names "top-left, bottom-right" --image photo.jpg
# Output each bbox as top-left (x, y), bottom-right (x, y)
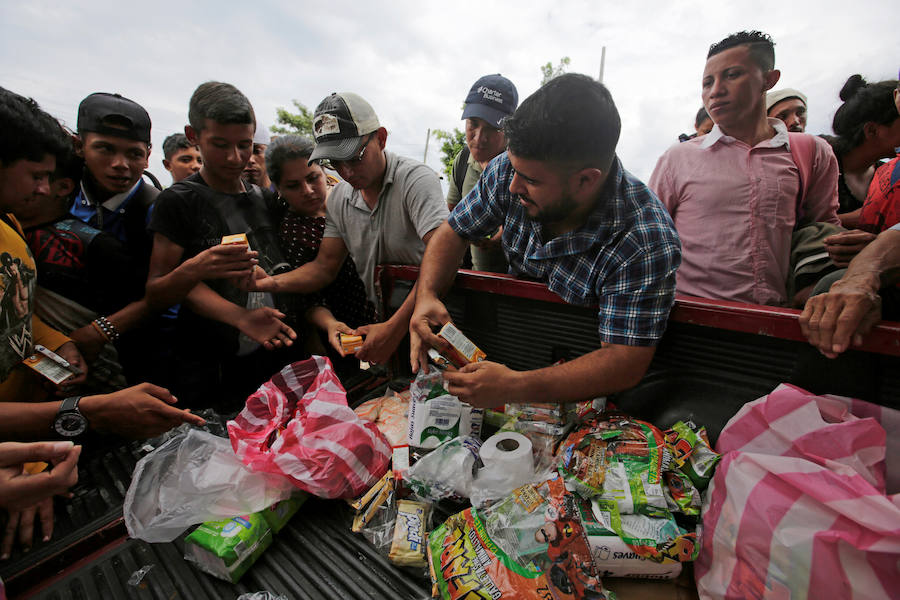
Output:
top-left (8, 266), bottom-right (899, 599)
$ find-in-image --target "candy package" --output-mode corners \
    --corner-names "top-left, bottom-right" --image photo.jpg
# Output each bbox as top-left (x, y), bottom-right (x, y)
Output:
top-left (428, 474), bottom-right (616, 600)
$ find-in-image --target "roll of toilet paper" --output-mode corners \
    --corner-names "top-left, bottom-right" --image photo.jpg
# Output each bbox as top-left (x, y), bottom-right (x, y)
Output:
top-left (479, 431), bottom-right (534, 479)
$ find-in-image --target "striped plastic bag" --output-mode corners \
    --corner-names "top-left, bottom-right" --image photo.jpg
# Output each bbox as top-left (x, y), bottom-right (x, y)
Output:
top-left (228, 357), bottom-right (391, 499)
top-left (695, 384), bottom-right (900, 600)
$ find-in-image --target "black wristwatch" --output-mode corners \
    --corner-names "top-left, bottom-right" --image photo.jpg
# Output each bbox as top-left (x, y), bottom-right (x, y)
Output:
top-left (54, 396), bottom-right (87, 437)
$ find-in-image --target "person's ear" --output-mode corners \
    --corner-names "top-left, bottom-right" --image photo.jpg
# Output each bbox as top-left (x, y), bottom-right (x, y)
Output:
top-left (74, 135), bottom-right (85, 158)
top-left (55, 178), bottom-right (76, 200)
top-left (571, 167), bottom-right (605, 196)
top-left (763, 69), bottom-right (781, 92)
top-left (863, 121), bottom-right (879, 140)
top-left (162, 159), bottom-right (172, 172)
top-left (375, 127), bottom-right (388, 149)
top-left (185, 125), bottom-right (199, 146)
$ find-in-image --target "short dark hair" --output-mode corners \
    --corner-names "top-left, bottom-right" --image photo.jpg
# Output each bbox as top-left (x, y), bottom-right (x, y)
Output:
top-left (52, 129), bottom-right (84, 184)
top-left (188, 81), bottom-right (255, 132)
top-left (0, 87), bottom-right (68, 165)
top-left (708, 31), bottom-right (775, 72)
top-left (694, 107), bottom-right (710, 129)
top-left (162, 133), bottom-right (195, 160)
top-left (503, 73), bottom-right (621, 170)
top-left (831, 74), bottom-right (900, 155)
top-left (264, 135), bottom-right (316, 187)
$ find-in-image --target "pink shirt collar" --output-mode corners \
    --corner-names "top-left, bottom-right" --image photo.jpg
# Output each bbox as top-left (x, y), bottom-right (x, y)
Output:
top-left (701, 118), bottom-right (791, 150)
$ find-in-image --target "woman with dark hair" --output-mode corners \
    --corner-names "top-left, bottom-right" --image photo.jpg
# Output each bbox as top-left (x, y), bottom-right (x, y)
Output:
top-left (825, 74), bottom-right (900, 228)
top-left (265, 135), bottom-right (374, 368)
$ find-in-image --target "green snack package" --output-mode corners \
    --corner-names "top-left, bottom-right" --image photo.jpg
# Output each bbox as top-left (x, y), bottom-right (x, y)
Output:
top-left (664, 421), bottom-right (721, 490)
top-left (261, 494), bottom-right (307, 532)
top-left (184, 513), bottom-right (273, 583)
top-left (558, 413), bottom-right (670, 518)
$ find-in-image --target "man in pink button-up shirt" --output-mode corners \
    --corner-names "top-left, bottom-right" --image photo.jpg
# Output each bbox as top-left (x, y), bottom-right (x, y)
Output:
top-left (650, 31), bottom-right (839, 306)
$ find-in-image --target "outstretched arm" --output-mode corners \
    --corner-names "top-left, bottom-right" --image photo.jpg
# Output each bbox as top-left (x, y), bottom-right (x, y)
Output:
top-left (409, 222), bottom-right (469, 371)
top-left (248, 237), bottom-right (348, 294)
top-left (800, 228), bottom-right (900, 357)
top-left (442, 343), bottom-right (656, 408)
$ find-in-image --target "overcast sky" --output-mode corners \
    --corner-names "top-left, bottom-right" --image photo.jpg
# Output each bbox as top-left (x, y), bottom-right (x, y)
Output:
top-left (2, 0), bottom-right (897, 188)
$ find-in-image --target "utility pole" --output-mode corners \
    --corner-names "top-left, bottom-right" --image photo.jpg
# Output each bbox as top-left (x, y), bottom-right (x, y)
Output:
top-left (423, 128), bottom-right (431, 162)
top-left (598, 46), bottom-right (607, 83)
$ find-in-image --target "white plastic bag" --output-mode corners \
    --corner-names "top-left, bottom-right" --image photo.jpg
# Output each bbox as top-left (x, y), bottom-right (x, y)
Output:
top-left (124, 429), bottom-right (295, 542)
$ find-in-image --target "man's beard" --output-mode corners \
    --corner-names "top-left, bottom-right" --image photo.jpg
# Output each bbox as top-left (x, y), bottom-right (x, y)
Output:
top-left (521, 192), bottom-right (578, 225)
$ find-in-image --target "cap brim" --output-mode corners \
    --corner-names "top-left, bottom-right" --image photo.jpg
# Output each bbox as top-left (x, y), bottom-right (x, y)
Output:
top-left (308, 136), bottom-right (366, 164)
top-left (462, 104), bottom-right (511, 129)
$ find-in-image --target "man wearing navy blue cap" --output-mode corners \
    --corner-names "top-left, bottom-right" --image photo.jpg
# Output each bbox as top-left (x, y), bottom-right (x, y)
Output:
top-left (447, 74), bottom-right (519, 272)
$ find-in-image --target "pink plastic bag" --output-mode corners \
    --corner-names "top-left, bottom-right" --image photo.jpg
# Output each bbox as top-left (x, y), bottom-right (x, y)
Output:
top-left (228, 357), bottom-right (391, 499)
top-left (695, 384), bottom-right (900, 599)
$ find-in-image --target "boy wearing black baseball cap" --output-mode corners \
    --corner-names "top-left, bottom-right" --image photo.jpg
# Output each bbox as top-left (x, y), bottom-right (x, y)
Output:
top-left (71, 92), bottom-right (159, 262)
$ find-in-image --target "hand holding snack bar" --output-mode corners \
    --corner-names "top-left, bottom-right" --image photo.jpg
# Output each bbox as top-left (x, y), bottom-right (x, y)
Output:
top-left (0, 441), bottom-right (80, 512)
top-left (355, 320), bottom-right (404, 365)
top-left (443, 361), bottom-right (522, 408)
top-left (0, 441), bottom-right (81, 560)
top-left (409, 295), bottom-right (454, 373)
top-left (50, 342), bottom-right (88, 395)
top-left (190, 242), bottom-right (259, 281)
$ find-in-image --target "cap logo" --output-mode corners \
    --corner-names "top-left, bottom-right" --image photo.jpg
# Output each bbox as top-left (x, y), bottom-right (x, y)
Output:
top-left (477, 86), bottom-right (503, 104)
top-left (314, 113), bottom-right (340, 137)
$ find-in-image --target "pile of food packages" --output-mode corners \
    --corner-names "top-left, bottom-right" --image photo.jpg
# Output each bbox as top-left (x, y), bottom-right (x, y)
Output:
top-left (167, 329), bottom-right (721, 597)
top-left (345, 328), bottom-right (722, 599)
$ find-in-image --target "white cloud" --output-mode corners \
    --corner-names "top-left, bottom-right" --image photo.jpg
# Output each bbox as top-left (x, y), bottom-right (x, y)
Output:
top-left (1, 0), bottom-right (897, 186)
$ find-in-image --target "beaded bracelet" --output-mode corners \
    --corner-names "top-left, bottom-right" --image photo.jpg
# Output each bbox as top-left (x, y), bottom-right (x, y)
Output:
top-left (93, 316), bottom-right (120, 342)
top-left (90, 319), bottom-right (110, 341)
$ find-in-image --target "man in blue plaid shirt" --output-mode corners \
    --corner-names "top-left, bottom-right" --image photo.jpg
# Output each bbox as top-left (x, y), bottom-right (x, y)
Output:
top-left (410, 74), bottom-right (681, 408)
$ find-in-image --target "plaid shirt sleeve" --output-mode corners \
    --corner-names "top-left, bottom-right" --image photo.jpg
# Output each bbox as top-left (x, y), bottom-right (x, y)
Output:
top-left (447, 153), bottom-right (507, 241)
top-left (597, 195), bottom-right (681, 347)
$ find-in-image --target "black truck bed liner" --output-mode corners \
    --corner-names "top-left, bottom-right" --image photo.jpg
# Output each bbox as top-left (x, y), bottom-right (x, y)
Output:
top-left (8, 267), bottom-right (899, 598)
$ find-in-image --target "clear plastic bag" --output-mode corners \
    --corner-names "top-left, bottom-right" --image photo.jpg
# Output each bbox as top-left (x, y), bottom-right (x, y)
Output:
top-left (405, 436), bottom-right (481, 502)
top-left (124, 429), bottom-right (295, 542)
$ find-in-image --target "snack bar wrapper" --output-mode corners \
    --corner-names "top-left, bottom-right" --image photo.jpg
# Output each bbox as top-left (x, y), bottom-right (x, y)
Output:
top-left (427, 474), bottom-right (616, 600)
top-left (389, 499), bottom-right (430, 567)
top-left (558, 413), bottom-right (670, 517)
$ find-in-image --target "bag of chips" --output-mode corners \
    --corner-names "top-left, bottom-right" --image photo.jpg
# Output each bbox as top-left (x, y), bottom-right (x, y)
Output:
top-left (427, 474), bottom-right (616, 599)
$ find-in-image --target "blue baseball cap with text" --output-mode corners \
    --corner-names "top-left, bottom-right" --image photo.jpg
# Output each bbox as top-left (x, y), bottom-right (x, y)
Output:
top-left (462, 74), bottom-right (518, 129)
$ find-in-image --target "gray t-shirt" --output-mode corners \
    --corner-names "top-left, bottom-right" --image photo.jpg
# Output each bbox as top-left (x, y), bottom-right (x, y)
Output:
top-left (324, 150), bottom-right (448, 312)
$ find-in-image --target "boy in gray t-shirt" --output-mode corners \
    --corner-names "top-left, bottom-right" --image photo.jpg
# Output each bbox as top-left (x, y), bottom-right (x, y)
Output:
top-left (250, 92), bottom-right (447, 365)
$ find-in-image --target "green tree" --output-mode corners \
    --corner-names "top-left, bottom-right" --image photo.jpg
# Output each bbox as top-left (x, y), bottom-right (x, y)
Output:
top-left (271, 100), bottom-right (314, 136)
top-left (540, 56), bottom-right (571, 85)
top-left (432, 128), bottom-right (466, 179)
